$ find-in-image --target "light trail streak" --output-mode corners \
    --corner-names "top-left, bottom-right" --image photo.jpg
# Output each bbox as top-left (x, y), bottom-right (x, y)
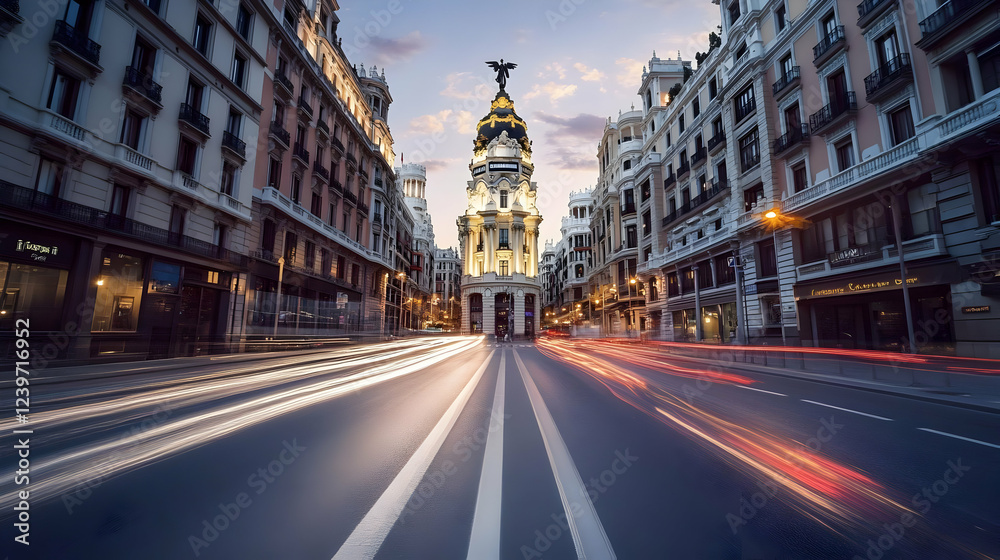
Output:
top-left (0, 337), bottom-right (484, 512)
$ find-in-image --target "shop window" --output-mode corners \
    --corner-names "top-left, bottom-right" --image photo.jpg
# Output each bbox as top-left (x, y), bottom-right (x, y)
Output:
top-left (92, 251), bottom-right (144, 332)
top-left (761, 296), bottom-right (781, 326)
top-left (0, 262), bottom-right (69, 332)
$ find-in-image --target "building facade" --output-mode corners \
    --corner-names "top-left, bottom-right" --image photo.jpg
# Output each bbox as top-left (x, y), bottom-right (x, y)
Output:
top-left (397, 162), bottom-right (435, 330)
top-left (545, 189), bottom-right (596, 331)
top-left (433, 246), bottom-right (462, 329)
top-left (615, 0), bottom-right (1000, 357)
top-left (458, 87), bottom-right (543, 340)
top-left (0, 0), bottom-right (270, 359)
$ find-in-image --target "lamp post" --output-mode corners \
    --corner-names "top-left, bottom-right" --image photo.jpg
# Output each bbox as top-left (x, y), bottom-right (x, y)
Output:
top-left (273, 257), bottom-right (285, 339)
top-left (763, 209), bottom-right (787, 346)
top-left (628, 276), bottom-right (637, 338)
top-left (395, 272), bottom-right (406, 336)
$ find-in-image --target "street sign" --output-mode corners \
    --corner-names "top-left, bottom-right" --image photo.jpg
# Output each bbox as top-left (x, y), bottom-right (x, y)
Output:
top-left (727, 256), bottom-right (740, 267)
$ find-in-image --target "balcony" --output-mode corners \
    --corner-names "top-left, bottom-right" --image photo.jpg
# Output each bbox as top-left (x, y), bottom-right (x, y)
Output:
top-left (620, 202), bottom-right (637, 215)
top-left (316, 119), bottom-right (330, 138)
top-left (344, 190), bottom-right (358, 206)
top-left (676, 161), bottom-right (691, 179)
top-left (773, 123), bottom-right (810, 155)
top-left (358, 201), bottom-right (369, 215)
top-left (331, 136), bottom-right (345, 155)
top-left (661, 179), bottom-right (728, 228)
top-left (122, 66), bottom-right (162, 107)
top-left (707, 132), bottom-right (726, 155)
top-left (664, 173), bottom-right (677, 188)
top-left (771, 66), bottom-right (800, 100)
top-left (313, 160), bottom-right (329, 182)
top-left (345, 152), bottom-right (357, 168)
top-left (917, 0), bottom-right (994, 50)
top-left (857, 0), bottom-right (896, 28)
top-left (297, 95), bottom-right (313, 120)
top-left (330, 179), bottom-right (343, 194)
top-left (796, 234), bottom-right (947, 281)
top-left (269, 121), bottom-right (290, 148)
top-left (809, 92), bottom-right (857, 135)
top-left (51, 20), bottom-right (101, 70)
top-left (0, 180), bottom-right (246, 266)
top-left (864, 54), bottom-right (912, 102)
top-left (374, 177), bottom-right (384, 189)
top-left (179, 102), bottom-right (210, 137)
top-left (115, 144), bottom-right (153, 172)
top-left (690, 147), bottom-right (707, 168)
top-left (734, 98), bottom-right (756, 124)
top-left (813, 25), bottom-right (846, 66)
top-left (273, 69), bottom-right (293, 99)
top-left (221, 130), bottom-right (246, 159)
top-left (0, 0), bottom-right (23, 38)
top-left (293, 142), bottom-right (310, 164)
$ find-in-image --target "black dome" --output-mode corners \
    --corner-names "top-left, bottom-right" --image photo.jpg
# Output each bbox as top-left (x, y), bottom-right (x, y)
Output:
top-left (473, 90), bottom-right (531, 154)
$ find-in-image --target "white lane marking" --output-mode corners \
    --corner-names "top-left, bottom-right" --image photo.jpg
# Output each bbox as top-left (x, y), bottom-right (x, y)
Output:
top-left (737, 385), bottom-right (787, 397)
top-left (466, 351), bottom-right (506, 560)
top-left (917, 428), bottom-right (1000, 450)
top-left (800, 399), bottom-right (894, 421)
top-left (332, 350), bottom-right (497, 560)
top-left (513, 350), bottom-right (617, 560)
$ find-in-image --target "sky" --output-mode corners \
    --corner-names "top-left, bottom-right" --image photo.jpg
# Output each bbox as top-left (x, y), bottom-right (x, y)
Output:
top-left (337, 0), bottom-right (721, 249)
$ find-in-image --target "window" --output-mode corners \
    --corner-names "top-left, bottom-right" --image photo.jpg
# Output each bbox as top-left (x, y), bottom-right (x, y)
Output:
top-left (623, 159), bottom-right (632, 171)
top-left (835, 137), bottom-right (855, 171)
top-left (792, 162), bottom-right (808, 193)
top-left (120, 110), bottom-right (145, 150)
top-left (185, 78), bottom-right (204, 111)
top-left (283, 231), bottom-right (297, 264)
top-left (291, 175), bottom-right (301, 204)
top-left (168, 206), bottom-right (186, 244)
top-left (304, 240), bottom-right (315, 270)
top-left (63, 0), bottom-right (95, 35)
top-left (715, 255), bottom-right (736, 285)
top-left (47, 69), bottom-right (80, 119)
top-left (500, 190), bottom-right (508, 208)
top-left (626, 225), bottom-right (637, 248)
top-left (92, 251), bottom-right (143, 332)
top-left (735, 85), bottom-right (755, 121)
top-left (34, 159), bottom-right (64, 197)
top-left (131, 36), bottom-right (156, 77)
top-left (709, 77), bottom-right (718, 100)
top-left (739, 128), bottom-right (760, 172)
top-left (267, 157), bottom-right (281, 188)
top-left (336, 255), bottom-right (345, 279)
top-left (875, 30), bottom-right (900, 70)
top-left (642, 210), bottom-right (651, 237)
top-left (692, 96), bottom-right (700, 118)
top-left (351, 264), bottom-right (359, 286)
top-left (888, 105), bottom-right (914, 145)
top-left (743, 183), bottom-right (764, 212)
top-left (758, 238), bottom-right (777, 278)
top-left (226, 108), bottom-right (242, 136)
top-left (177, 136), bottom-right (197, 175)
top-left (310, 191), bottom-right (322, 217)
top-left (262, 219), bottom-right (276, 253)
top-left (679, 114), bottom-right (685, 133)
top-left (976, 158), bottom-right (1000, 224)
top-left (780, 54), bottom-right (793, 80)
top-left (284, 7), bottom-right (297, 31)
top-left (231, 52), bottom-right (248, 88)
top-left (499, 228), bottom-right (509, 249)
top-left (784, 103), bottom-right (801, 133)
top-left (193, 14), bottom-right (212, 55)
top-left (728, 0), bottom-right (741, 25)
top-left (342, 212), bottom-right (348, 233)
top-left (498, 260), bottom-right (509, 276)
top-left (775, 4), bottom-right (786, 31)
top-left (221, 162), bottom-right (236, 196)
top-left (822, 13), bottom-right (837, 38)
top-left (236, 4), bottom-right (252, 41)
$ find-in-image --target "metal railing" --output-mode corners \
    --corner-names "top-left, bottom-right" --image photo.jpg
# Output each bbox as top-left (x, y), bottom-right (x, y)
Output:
top-left (316, 120), bottom-right (329, 136)
top-left (707, 132), bottom-right (726, 153)
top-left (293, 142), bottom-right (310, 164)
top-left (298, 95), bottom-right (313, 118)
top-left (222, 130), bottom-right (246, 158)
top-left (273, 69), bottom-right (293, 94)
top-left (919, 0), bottom-right (989, 35)
top-left (809, 92), bottom-right (857, 133)
top-left (735, 98), bottom-right (756, 122)
top-left (1, 0), bottom-right (21, 14)
top-left (179, 102), bottom-right (210, 135)
top-left (330, 179), bottom-right (343, 194)
top-left (772, 66), bottom-right (800, 96)
top-left (313, 161), bottom-right (329, 180)
top-left (691, 147), bottom-right (707, 167)
top-left (123, 66), bottom-right (162, 103)
top-left (813, 25), bottom-right (845, 61)
top-left (660, 179), bottom-right (727, 227)
top-left (864, 54), bottom-right (911, 98)
top-left (52, 20), bottom-right (101, 65)
top-left (269, 121), bottom-right (290, 147)
top-left (773, 123), bottom-right (809, 154)
top-left (0, 180), bottom-right (246, 266)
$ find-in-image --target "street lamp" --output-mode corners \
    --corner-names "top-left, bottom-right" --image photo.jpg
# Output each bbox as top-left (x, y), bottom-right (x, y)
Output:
top-left (273, 257), bottom-right (285, 339)
top-left (628, 276), bottom-right (637, 337)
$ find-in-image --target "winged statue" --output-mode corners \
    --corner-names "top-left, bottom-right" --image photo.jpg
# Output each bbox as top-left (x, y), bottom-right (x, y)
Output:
top-left (485, 59), bottom-right (517, 91)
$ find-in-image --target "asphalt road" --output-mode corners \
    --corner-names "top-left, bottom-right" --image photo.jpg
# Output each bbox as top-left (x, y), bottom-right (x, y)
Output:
top-left (1, 336), bottom-right (998, 559)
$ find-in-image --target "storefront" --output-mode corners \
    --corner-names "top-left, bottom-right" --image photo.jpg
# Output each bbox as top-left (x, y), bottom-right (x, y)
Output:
top-left (794, 261), bottom-right (961, 353)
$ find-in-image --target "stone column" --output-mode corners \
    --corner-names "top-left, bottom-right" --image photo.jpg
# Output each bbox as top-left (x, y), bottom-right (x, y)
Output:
top-left (968, 50), bottom-right (985, 99)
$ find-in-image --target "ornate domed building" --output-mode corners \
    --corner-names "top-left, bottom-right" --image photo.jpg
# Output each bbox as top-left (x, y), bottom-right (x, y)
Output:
top-left (458, 83), bottom-right (543, 340)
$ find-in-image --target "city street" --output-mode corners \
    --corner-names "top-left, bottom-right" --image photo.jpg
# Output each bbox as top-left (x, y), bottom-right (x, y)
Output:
top-left (2, 336), bottom-right (999, 559)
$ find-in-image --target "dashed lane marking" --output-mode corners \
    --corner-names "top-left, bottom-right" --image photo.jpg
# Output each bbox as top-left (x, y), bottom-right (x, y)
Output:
top-left (917, 428), bottom-right (1000, 449)
top-left (800, 399), bottom-right (894, 421)
top-left (466, 351), bottom-right (506, 560)
top-left (737, 385), bottom-right (787, 397)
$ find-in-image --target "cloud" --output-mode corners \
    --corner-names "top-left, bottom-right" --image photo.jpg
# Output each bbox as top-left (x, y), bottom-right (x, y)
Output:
top-left (439, 72), bottom-right (493, 100)
top-left (534, 112), bottom-right (606, 143)
top-left (415, 158), bottom-right (461, 173)
top-left (406, 109), bottom-right (477, 137)
top-left (573, 62), bottom-right (606, 82)
top-left (543, 62), bottom-right (567, 80)
top-left (615, 57), bottom-right (644, 90)
top-left (522, 82), bottom-right (578, 102)
top-left (368, 31), bottom-right (428, 65)
top-left (546, 145), bottom-right (598, 171)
